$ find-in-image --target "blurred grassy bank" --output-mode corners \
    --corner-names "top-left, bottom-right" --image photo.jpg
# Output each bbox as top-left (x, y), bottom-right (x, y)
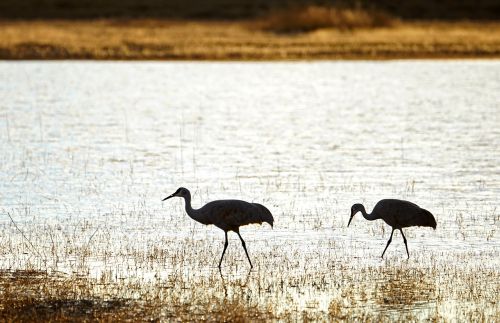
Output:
top-left (1, 18), bottom-right (499, 60)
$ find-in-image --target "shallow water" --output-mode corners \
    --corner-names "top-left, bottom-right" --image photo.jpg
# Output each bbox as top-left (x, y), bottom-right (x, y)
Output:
top-left (0, 61), bottom-right (499, 320)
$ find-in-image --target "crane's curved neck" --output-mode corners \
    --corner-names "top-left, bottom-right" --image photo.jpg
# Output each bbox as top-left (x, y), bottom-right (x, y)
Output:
top-left (360, 205), bottom-right (379, 221)
top-left (181, 191), bottom-right (209, 225)
top-left (182, 191), bottom-right (196, 216)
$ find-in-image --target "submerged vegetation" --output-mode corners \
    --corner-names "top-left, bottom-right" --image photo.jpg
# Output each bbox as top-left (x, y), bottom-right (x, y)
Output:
top-left (0, 188), bottom-right (498, 321)
top-left (0, 223), bottom-right (498, 321)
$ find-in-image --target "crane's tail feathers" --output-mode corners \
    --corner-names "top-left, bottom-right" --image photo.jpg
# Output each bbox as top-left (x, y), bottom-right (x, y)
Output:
top-left (421, 208), bottom-right (437, 229)
top-left (252, 203), bottom-right (274, 228)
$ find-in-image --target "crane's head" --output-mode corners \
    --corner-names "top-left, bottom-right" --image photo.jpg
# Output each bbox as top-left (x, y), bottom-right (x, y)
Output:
top-left (348, 203), bottom-right (364, 227)
top-left (162, 187), bottom-right (189, 201)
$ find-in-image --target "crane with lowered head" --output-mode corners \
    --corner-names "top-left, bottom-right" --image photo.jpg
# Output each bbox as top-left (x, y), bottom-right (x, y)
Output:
top-left (163, 187), bottom-right (274, 268)
top-left (348, 199), bottom-right (436, 259)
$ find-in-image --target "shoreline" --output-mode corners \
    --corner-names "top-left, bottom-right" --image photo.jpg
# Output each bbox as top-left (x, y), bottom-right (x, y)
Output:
top-left (2, 56), bottom-right (500, 61)
top-left (1, 19), bottom-right (500, 60)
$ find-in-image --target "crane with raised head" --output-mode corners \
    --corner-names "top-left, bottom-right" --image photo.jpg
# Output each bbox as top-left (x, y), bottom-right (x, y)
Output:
top-left (162, 187), bottom-right (274, 268)
top-left (348, 199), bottom-right (436, 259)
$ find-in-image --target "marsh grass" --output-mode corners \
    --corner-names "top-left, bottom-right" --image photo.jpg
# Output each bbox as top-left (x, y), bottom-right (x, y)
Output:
top-left (0, 19), bottom-right (499, 59)
top-left (0, 173), bottom-right (498, 321)
top-left (0, 205), bottom-right (498, 321)
top-left (0, 270), bottom-right (129, 321)
top-left (0, 257), bottom-right (497, 320)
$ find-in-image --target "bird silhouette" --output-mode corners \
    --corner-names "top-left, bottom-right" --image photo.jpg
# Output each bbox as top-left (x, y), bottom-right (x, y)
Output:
top-left (162, 187), bottom-right (274, 268)
top-left (348, 199), bottom-right (436, 259)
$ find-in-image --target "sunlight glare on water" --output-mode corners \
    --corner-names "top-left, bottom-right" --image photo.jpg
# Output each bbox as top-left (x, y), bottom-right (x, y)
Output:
top-left (0, 61), bottom-right (499, 320)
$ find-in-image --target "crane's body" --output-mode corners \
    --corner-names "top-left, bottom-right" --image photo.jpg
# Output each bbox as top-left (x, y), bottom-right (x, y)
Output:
top-left (348, 199), bottom-right (436, 259)
top-left (194, 199), bottom-right (274, 231)
top-left (163, 187), bottom-right (274, 268)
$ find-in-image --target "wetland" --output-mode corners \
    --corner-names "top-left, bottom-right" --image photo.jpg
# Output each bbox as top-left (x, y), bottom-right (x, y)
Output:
top-left (0, 61), bottom-right (499, 321)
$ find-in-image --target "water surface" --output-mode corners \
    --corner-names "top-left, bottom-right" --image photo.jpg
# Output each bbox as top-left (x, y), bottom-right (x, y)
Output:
top-left (0, 61), bottom-right (498, 320)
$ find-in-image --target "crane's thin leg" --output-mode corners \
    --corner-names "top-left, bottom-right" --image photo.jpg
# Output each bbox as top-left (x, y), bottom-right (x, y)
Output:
top-left (381, 229), bottom-right (395, 258)
top-left (218, 231), bottom-right (229, 268)
top-left (218, 270), bottom-right (228, 296)
top-left (237, 232), bottom-right (253, 268)
top-left (400, 229), bottom-right (410, 259)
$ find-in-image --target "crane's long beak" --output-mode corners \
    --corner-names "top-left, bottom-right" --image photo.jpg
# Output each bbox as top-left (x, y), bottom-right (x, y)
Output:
top-left (162, 194), bottom-right (174, 201)
top-left (348, 212), bottom-right (354, 227)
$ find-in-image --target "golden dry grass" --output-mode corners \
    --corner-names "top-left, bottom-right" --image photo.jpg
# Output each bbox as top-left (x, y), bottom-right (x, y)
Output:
top-left (0, 269), bottom-right (276, 321)
top-left (1, 261), bottom-right (498, 321)
top-left (1, 204), bottom-right (498, 321)
top-left (0, 181), bottom-right (498, 321)
top-left (0, 19), bottom-right (499, 59)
